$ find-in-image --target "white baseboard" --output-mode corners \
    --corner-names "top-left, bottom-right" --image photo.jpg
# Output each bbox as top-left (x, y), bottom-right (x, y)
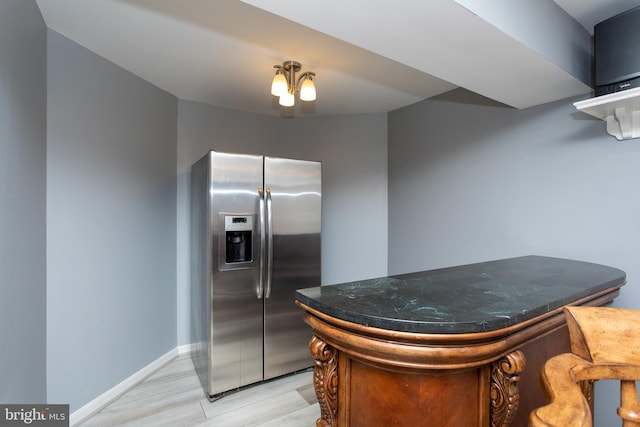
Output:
top-left (70, 345), bottom-right (194, 426)
top-left (177, 342), bottom-right (196, 355)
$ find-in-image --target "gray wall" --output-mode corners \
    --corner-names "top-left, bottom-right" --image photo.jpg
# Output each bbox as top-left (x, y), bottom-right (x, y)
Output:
top-left (388, 89), bottom-right (640, 425)
top-left (0, 0), bottom-right (47, 403)
top-left (176, 100), bottom-right (388, 344)
top-left (46, 31), bottom-right (178, 411)
top-left (279, 114), bottom-right (389, 285)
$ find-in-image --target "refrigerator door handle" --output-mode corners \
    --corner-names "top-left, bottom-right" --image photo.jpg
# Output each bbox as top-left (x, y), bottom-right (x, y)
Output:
top-left (258, 187), bottom-right (265, 299)
top-left (266, 187), bottom-right (273, 299)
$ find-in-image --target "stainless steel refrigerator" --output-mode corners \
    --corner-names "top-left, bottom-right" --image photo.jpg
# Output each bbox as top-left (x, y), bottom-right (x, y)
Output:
top-left (190, 150), bottom-right (321, 400)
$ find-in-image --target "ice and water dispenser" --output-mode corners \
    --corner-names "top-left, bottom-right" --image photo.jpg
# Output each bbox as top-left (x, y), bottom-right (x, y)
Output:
top-left (220, 214), bottom-right (254, 270)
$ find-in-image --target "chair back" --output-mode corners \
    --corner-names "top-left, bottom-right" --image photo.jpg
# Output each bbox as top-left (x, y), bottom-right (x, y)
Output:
top-left (529, 306), bottom-right (640, 427)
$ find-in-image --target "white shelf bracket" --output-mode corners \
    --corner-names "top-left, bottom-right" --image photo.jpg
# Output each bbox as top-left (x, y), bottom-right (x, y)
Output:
top-left (605, 107), bottom-right (640, 140)
top-left (574, 87), bottom-right (640, 141)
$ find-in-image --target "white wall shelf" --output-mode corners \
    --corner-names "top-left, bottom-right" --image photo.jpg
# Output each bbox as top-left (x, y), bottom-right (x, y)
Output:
top-left (574, 87), bottom-right (640, 141)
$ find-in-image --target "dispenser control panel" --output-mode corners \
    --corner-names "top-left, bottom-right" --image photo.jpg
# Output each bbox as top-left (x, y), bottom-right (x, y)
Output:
top-left (225, 215), bottom-right (253, 231)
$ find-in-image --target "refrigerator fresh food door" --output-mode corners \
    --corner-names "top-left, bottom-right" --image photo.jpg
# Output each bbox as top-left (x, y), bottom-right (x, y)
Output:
top-left (263, 156), bottom-right (321, 380)
top-left (208, 151), bottom-right (264, 396)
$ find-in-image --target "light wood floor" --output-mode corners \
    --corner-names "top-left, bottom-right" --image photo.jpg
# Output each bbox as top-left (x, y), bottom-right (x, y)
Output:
top-left (78, 353), bottom-right (319, 426)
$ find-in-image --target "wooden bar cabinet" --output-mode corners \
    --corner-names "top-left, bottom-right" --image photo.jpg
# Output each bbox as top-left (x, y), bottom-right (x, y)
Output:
top-left (295, 256), bottom-right (626, 427)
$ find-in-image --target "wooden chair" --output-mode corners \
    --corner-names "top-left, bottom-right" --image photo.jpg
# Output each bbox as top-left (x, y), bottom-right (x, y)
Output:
top-left (529, 306), bottom-right (640, 427)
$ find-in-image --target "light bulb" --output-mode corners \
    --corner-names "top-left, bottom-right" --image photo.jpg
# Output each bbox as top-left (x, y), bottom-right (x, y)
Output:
top-left (271, 73), bottom-right (288, 97)
top-left (299, 77), bottom-right (316, 101)
top-left (279, 91), bottom-right (295, 107)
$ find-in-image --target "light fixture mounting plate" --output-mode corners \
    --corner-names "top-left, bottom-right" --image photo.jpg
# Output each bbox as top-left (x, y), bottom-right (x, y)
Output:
top-left (282, 61), bottom-right (302, 73)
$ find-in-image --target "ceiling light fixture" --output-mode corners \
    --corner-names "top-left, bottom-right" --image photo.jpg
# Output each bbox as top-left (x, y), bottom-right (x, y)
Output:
top-left (271, 60), bottom-right (316, 107)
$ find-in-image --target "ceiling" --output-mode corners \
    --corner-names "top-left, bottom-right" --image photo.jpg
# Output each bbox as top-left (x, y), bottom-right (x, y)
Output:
top-left (35, 0), bottom-right (639, 117)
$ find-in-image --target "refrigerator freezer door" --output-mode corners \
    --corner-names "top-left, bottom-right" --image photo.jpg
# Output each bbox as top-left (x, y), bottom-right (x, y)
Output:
top-left (208, 151), bottom-right (264, 396)
top-left (263, 157), bottom-right (321, 379)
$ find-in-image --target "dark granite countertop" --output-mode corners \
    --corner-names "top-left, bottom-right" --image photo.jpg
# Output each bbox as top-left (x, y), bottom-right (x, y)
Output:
top-left (295, 255), bottom-right (626, 334)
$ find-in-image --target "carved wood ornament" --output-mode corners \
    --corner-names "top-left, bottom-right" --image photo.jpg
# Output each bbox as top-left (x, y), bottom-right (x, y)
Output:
top-left (490, 350), bottom-right (526, 427)
top-left (309, 335), bottom-right (338, 427)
